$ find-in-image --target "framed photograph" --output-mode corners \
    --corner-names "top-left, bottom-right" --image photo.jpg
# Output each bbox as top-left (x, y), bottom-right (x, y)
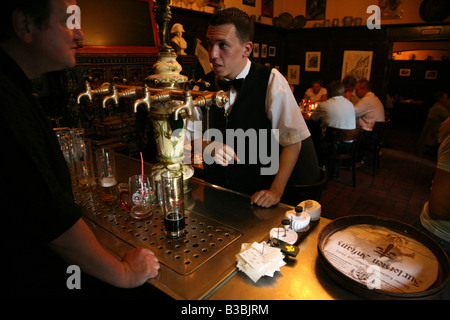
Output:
top-left (305, 51), bottom-right (321, 71)
top-left (243, 0), bottom-right (255, 7)
top-left (399, 68), bottom-right (410, 77)
top-left (269, 46), bottom-right (276, 57)
top-left (306, 0), bottom-right (326, 20)
top-left (253, 43), bottom-right (259, 58)
top-left (261, 44), bottom-right (267, 58)
top-left (287, 65), bottom-right (300, 85)
top-left (207, 0), bottom-right (220, 8)
top-left (341, 50), bottom-right (373, 80)
top-left (262, 0), bottom-right (274, 18)
top-left (425, 70), bottom-right (437, 79)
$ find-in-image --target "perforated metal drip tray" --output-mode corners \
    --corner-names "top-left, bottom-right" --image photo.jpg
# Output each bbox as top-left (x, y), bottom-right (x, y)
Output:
top-left (73, 186), bottom-right (242, 276)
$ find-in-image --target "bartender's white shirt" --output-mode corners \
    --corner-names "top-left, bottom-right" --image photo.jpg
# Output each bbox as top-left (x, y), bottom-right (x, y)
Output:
top-left (187, 59), bottom-right (310, 146)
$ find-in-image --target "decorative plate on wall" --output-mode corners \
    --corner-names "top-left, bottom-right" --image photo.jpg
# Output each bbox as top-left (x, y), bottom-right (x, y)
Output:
top-left (279, 12), bottom-right (293, 29)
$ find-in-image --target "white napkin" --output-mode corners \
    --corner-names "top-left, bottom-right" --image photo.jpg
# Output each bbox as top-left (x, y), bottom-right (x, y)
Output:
top-left (236, 242), bottom-right (286, 283)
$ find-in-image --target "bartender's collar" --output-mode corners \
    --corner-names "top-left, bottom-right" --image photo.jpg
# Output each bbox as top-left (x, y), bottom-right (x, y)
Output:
top-left (224, 58), bottom-right (251, 81)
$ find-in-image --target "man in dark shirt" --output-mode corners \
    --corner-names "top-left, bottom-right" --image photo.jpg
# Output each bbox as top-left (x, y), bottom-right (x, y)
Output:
top-left (1, 0), bottom-right (160, 298)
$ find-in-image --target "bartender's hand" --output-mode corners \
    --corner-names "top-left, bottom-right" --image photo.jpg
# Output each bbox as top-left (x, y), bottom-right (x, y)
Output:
top-left (204, 141), bottom-right (239, 166)
top-left (251, 189), bottom-right (281, 208)
top-left (121, 248), bottom-right (160, 287)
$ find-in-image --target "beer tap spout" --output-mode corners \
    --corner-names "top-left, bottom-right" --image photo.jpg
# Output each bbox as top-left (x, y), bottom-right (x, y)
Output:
top-left (134, 85), bottom-right (152, 113)
top-left (102, 85), bottom-right (119, 109)
top-left (173, 90), bottom-right (193, 120)
top-left (77, 81), bottom-right (111, 104)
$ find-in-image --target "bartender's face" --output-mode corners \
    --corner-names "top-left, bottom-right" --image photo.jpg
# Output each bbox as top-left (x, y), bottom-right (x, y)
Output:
top-left (27, 0), bottom-right (84, 73)
top-left (207, 23), bottom-right (252, 80)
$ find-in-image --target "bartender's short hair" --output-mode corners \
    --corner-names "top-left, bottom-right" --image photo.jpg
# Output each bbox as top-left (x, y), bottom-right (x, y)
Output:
top-left (327, 81), bottom-right (345, 98)
top-left (208, 7), bottom-right (254, 43)
top-left (0, 0), bottom-right (52, 42)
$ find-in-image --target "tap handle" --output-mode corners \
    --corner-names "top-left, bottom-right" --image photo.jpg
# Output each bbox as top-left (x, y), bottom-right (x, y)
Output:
top-left (214, 91), bottom-right (229, 108)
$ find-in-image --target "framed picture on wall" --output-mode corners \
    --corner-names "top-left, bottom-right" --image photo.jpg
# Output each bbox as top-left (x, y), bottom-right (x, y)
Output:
top-left (306, 0), bottom-right (326, 20)
top-left (262, 0), bottom-right (274, 18)
top-left (305, 52), bottom-right (321, 71)
top-left (287, 65), bottom-right (300, 85)
top-left (399, 68), bottom-right (410, 76)
top-left (253, 43), bottom-right (259, 58)
top-left (269, 46), bottom-right (276, 57)
top-left (341, 50), bottom-right (373, 80)
top-left (243, 0), bottom-right (255, 7)
top-left (207, 0), bottom-right (220, 8)
top-left (425, 70), bottom-right (438, 79)
top-left (261, 44), bottom-right (267, 58)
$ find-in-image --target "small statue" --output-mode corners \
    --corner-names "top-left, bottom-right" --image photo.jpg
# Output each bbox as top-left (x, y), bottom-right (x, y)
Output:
top-left (170, 23), bottom-right (187, 56)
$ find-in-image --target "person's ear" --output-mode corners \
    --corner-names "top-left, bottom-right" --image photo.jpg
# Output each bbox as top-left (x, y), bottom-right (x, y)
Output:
top-left (11, 9), bottom-right (36, 43)
top-left (243, 41), bottom-right (253, 58)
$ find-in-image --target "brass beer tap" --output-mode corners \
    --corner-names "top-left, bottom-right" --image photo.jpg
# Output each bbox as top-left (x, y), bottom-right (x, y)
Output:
top-left (77, 80), bottom-right (110, 104)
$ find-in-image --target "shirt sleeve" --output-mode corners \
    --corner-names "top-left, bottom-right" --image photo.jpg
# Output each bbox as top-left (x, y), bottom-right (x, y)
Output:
top-left (265, 69), bottom-right (310, 146)
top-left (354, 95), bottom-right (370, 118)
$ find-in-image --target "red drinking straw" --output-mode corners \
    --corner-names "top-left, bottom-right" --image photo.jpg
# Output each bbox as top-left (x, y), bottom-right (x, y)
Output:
top-left (140, 152), bottom-right (144, 196)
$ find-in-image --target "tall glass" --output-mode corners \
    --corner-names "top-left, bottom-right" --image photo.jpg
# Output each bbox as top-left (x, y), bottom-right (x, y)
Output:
top-left (96, 148), bottom-right (118, 203)
top-left (73, 138), bottom-right (96, 187)
top-left (161, 170), bottom-right (185, 238)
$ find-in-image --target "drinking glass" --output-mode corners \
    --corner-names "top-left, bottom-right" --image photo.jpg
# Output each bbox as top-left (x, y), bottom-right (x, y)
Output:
top-left (96, 148), bottom-right (118, 203)
top-left (161, 170), bottom-right (186, 238)
top-left (120, 174), bottom-right (155, 219)
top-left (73, 138), bottom-right (96, 187)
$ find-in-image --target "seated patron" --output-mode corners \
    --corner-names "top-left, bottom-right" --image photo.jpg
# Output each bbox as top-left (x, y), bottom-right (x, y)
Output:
top-left (312, 80), bottom-right (356, 138)
top-left (304, 80), bottom-right (328, 103)
top-left (342, 75), bottom-right (360, 105)
top-left (354, 79), bottom-right (385, 131)
top-left (312, 81), bottom-right (356, 170)
top-left (418, 92), bottom-right (450, 155)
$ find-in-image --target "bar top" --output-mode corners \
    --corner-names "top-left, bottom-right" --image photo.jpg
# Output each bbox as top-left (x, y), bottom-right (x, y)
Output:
top-left (76, 153), bottom-right (360, 300)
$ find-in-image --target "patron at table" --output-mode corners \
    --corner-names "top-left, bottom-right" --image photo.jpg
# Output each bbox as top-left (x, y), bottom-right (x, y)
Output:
top-left (418, 92), bottom-right (450, 155)
top-left (354, 79), bottom-right (385, 131)
top-left (312, 80), bottom-right (356, 138)
top-left (304, 80), bottom-right (328, 103)
top-left (342, 75), bottom-right (360, 105)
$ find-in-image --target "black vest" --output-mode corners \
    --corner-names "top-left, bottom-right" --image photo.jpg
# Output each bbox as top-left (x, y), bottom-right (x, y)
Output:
top-left (202, 63), bottom-right (276, 194)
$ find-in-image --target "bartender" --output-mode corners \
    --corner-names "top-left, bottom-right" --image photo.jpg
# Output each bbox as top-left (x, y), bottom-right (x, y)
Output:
top-left (187, 8), bottom-right (312, 208)
top-left (1, 0), bottom-right (160, 298)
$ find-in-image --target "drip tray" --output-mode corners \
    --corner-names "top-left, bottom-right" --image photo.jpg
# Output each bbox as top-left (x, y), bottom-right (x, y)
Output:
top-left (73, 186), bottom-right (242, 276)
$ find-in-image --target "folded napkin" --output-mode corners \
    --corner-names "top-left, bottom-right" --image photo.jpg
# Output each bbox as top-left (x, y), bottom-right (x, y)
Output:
top-left (236, 242), bottom-right (286, 283)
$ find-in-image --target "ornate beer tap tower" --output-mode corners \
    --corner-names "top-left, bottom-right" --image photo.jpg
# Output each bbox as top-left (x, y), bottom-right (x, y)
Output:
top-left (77, 0), bottom-right (228, 191)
